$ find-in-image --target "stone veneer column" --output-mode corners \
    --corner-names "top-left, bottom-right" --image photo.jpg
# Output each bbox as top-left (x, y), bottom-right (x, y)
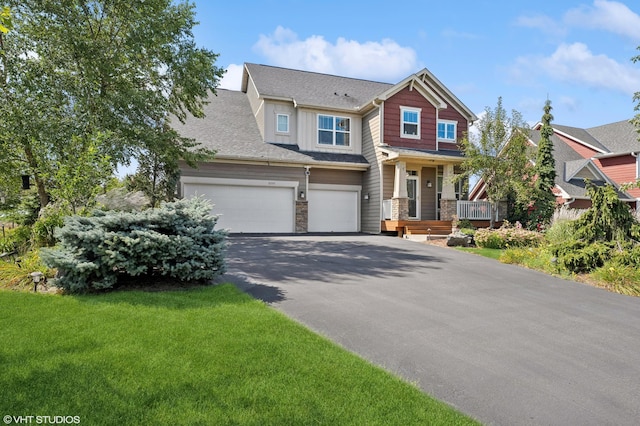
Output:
top-left (440, 199), bottom-right (457, 221)
top-left (391, 197), bottom-right (409, 221)
top-left (440, 164), bottom-right (457, 221)
top-left (295, 200), bottom-right (308, 233)
top-left (391, 161), bottom-right (409, 220)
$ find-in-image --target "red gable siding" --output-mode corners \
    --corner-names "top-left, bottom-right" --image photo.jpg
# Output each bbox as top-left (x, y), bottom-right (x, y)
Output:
top-left (384, 87), bottom-right (437, 150)
top-left (438, 106), bottom-right (468, 151)
top-left (556, 133), bottom-right (600, 159)
top-left (595, 155), bottom-right (640, 198)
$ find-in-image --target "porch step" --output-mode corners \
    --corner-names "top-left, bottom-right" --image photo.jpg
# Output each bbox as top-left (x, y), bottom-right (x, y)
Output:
top-left (404, 223), bottom-right (452, 236)
top-left (381, 220), bottom-right (453, 237)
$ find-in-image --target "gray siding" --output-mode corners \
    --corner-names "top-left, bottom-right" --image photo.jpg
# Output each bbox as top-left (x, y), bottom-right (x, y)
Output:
top-left (309, 168), bottom-right (362, 186)
top-left (296, 108), bottom-right (362, 155)
top-left (181, 161), bottom-right (364, 201)
top-left (264, 100), bottom-right (297, 144)
top-left (361, 109), bottom-right (382, 233)
top-left (245, 80), bottom-right (265, 139)
top-left (420, 167), bottom-right (437, 220)
top-left (382, 164), bottom-right (395, 200)
top-left (180, 162), bottom-right (306, 195)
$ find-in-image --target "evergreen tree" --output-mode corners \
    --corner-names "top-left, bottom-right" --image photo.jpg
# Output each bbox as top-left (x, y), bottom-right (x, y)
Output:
top-left (529, 99), bottom-right (557, 228)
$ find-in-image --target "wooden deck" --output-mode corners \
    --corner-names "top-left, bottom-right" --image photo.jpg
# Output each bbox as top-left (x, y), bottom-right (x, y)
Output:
top-left (381, 220), bottom-right (452, 237)
top-left (381, 219), bottom-right (496, 237)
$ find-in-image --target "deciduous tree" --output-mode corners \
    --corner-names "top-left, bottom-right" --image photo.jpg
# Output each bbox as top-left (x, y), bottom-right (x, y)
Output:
top-left (0, 0), bottom-right (223, 212)
top-left (457, 97), bottom-right (533, 227)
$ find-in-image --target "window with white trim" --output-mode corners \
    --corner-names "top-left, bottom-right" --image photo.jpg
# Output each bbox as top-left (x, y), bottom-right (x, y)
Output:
top-left (276, 114), bottom-right (289, 133)
top-left (401, 107), bottom-right (421, 139)
top-left (318, 115), bottom-right (350, 146)
top-left (437, 120), bottom-right (457, 142)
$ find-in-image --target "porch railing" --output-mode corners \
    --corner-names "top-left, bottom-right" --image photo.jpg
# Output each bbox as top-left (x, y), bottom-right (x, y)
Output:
top-left (382, 199), bottom-right (392, 220)
top-left (457, 201), bottom-right (497, 221)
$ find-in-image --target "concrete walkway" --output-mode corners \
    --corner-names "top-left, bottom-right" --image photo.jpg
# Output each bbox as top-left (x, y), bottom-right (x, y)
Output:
top-left (221, 234), bottom-right (640, 425)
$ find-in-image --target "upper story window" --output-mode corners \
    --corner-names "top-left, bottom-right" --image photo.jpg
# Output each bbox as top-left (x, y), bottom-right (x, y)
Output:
top-left (318, 115), bottom-right (350, 146)
top-left (438, 120), bottom-right (457, 142)
top-left (401, 107), bottom-right (421, 139)
top-left (276, 114), bottom-right (289, 133)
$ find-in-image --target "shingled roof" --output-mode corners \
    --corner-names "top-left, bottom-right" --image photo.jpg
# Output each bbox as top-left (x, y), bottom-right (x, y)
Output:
top-left (587, 119), bottom-right (640, 154)
top-left (172, 89), bottom-right (368, 167)
top-left (243, 63), bottom-right (394, 112)
top-left (553, 124), bottom-right (609, 153)
top-left (529, 129), bottom-right (632, 200)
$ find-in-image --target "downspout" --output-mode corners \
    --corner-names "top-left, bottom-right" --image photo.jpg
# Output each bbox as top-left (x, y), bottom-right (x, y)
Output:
top-left (372, 99), bottom-right (384, 227)
top-left (632, 152), bottom-right (638, 211)
top-left (435, 108), bottom-right (439, 151)
top-left (304, 166), bottom-right (310, 199)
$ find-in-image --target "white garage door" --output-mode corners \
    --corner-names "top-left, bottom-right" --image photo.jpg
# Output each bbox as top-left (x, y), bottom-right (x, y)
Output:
top-left (182, 180), bottom-right (295, 233)
top-left (308, 187), bottom-right (359, 232)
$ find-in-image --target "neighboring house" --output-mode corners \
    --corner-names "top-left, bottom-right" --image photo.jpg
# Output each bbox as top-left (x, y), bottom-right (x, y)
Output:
top-left (174, 63), bottom-right (477, 234)
top-left (469, 119), bottom-right (640, 211)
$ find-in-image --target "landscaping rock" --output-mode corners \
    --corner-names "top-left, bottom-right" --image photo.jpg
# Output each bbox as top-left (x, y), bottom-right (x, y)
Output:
top-left (446, 232), bottom-right (474, 247)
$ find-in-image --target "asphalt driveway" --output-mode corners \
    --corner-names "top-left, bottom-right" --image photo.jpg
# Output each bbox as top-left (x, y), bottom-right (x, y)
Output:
top-left (220, 234), bottom-right (640, 426)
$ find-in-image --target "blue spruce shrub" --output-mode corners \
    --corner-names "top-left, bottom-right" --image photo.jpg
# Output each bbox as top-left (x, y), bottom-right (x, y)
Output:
top-left (41, 197), bottom-right (227, 293)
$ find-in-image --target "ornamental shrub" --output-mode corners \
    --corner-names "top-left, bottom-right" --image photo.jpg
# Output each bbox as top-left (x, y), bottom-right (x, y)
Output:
top-left (550, 240), bottom-right (613, 273)
top-left (41, 197), bottom-right (226, 293)
top-left (474, 229), bottom-right (505, 249)
top-left (591, 261), bottom-right (640, 296)
top-left (474, 222), bottom-right (543, 249)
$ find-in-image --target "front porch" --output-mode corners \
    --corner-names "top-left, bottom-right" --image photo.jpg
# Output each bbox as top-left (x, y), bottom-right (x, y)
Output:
top-left (381, 220), bottom-right (452, 238)
top-left (378, 150), bottom-right (503, 235)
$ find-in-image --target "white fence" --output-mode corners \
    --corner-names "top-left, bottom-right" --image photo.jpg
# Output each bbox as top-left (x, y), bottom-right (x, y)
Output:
top-left (457, 201), bottom-right (497, 221)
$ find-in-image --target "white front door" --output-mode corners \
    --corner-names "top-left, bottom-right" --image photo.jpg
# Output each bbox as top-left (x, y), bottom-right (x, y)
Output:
top-left (407, 173), bottom-right (419, 219)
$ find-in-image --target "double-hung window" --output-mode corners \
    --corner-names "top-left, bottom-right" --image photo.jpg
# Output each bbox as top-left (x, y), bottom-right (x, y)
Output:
top-left (318, 115), bottom-right (350, 146)
top-left (437, 120), bottom-right (457, 142)
top-left (276, 114), bottom-right (289, 133)
top-left (401, 107), bottom-right (421, 139)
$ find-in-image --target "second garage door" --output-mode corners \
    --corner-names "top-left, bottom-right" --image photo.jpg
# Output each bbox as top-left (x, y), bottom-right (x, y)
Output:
top-left (308, 185), bottom-right (359, 232)
top-left (181, 178), bottom-right (296, 233)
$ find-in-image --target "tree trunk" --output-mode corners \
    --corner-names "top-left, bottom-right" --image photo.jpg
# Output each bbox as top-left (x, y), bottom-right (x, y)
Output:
top-left (490, 202), bottom-right (498, 229)
top-left (23, 141), bottom-right (50, 208)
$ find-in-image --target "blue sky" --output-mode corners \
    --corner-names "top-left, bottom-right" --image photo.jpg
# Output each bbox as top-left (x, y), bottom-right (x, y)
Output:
top-left (191, 0), bottom-right (640, 129)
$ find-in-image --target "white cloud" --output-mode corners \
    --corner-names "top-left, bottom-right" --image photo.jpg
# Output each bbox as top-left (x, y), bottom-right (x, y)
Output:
top-left (558, 95), bottom-right (580, 112)
top-left (253, 26), bottom-right (418, 82)
top-left (513, 14), bottom-right (567, 38)
top-left (218, 63), bottom-right (243, 91)
top-left (512, 42), bottom-right (640, 95)
top-left (564, 0), bottom-right (640, 41)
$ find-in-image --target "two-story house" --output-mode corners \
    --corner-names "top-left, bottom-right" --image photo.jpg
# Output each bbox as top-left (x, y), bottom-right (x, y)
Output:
top-left (469, 119), bottom-right (639, 211)
top-left (175, 63), bottom-right (477, 234)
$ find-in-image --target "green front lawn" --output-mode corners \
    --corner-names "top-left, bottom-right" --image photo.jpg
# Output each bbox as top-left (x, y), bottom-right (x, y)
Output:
top-left (456, 247), bottom-right (503, 260)
top-left (0, 285), bottom-right (478, 425)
